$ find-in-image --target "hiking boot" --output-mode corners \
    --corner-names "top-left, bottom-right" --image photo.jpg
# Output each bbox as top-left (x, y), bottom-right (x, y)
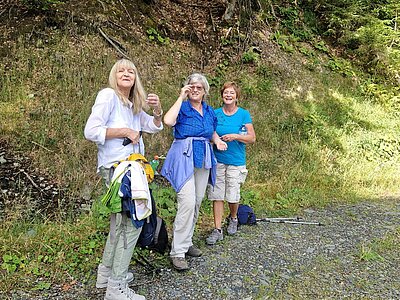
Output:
top-left (171, 257), bottom-right (189, 271)
top-left (227, 217), bottom-right (238, 235)
top-left (206, 228), bottom-right (223, 245)
top-left (186, 246), bottom-right (202, 257)
top-left (104, 278), bottom-right (145, 300)
top-left (96, 263), bottom-right (134, 289)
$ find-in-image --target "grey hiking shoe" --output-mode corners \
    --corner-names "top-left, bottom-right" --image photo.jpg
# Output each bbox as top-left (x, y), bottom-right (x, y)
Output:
top-left (186, 246), bottom-right (202, 257)
top-left (227, 217), bottom-right (238, 235)
top-left (206, 228), bottom-right (223, 245)
top-left (171, 257), bottom-right (189, 271)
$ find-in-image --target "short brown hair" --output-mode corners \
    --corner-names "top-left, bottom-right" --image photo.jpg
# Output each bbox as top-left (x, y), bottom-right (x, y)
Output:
top-left (220, 81), bottom-right (241, 100)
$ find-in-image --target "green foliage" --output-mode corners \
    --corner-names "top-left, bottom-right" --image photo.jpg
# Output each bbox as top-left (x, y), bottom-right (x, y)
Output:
top-left (240, 189), bottom-right (259, 207)
top-left (298, 46), bottom-right (315, 57)
top-left (220, 36), bottom-right (233, 47)
top-left (149, 183), bottom-right (177, 220)
top-left (304, 0), bottom-right (400, 80)
top-left (359, 244), bottom-right (384, 262)
top-left (271, 31), bottom-right (295, 52)
top-left (360, 136), bottom-right (400, 162)
top-left (324, 58), bottom-right (355, 77)
top-left (242, 48), bottom-right (260, 63)
top-left (0, 216), bottom-right (104, 291)
top-left (2, 0), bottom-right (400, 293)
top-left (360, 81), bottom-right (400, 108)
top-left (32, 281), bottom-right (51, 291)
top-left (146, 27), bottom-right (170, 45)
top-left (357, 228), bottom-right (399, 262)
top-left (313, 40), bottom-right (328, 53)
top-left (209, 60), bottom-right (229, 88)
top-left (21, 0), bottom-right (63, 10)
top-left (264, 0), bottom-right (399, 82)
top-left (272, 192), bottom-right (300, 215)
top-left (2, 254), bottom-right (23, 274)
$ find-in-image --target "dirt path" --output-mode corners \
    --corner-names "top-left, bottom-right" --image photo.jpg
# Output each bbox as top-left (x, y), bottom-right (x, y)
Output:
top-left (11, 199), bottom-right (400, 300)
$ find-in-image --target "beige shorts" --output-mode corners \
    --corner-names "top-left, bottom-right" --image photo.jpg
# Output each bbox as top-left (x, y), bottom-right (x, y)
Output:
top-left (208, 163), bottom-right (248, 203)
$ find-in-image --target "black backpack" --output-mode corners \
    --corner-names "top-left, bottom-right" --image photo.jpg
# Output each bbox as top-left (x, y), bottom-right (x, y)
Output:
top-left (137, 189), bottom-right (169, 254)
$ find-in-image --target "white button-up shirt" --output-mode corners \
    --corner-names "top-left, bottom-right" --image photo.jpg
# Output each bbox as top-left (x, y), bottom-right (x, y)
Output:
top-left (84, 88), bottom-right (163, 171)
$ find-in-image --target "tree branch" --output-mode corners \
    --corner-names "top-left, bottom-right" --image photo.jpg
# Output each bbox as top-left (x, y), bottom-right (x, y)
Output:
top-left (98, 27), bottom-right (130, 59)
top-left (118, 0), bottom-right (134, 24)
top-left (209, 7), bottom-right (216, 32)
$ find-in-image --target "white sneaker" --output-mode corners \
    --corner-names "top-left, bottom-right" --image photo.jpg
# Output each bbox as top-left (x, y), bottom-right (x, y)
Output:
top-left (104, 278), bottom-right (145, 300)
top-left (96, 264), bottom-right (134, 289)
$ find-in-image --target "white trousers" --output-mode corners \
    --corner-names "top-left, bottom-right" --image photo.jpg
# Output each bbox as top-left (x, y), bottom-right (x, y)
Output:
top-left (170, 167), bottom-right (210, 257)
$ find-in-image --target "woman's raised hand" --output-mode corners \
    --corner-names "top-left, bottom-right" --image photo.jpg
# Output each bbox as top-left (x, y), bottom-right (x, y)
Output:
top-left (146, 93), bottom-right (161, 110)
top-left (179, 85), bottom-right (192, 99)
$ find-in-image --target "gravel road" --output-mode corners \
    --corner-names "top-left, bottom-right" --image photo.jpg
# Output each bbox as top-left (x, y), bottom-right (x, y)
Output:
top-left (12, 200), bottom-right (400, 300)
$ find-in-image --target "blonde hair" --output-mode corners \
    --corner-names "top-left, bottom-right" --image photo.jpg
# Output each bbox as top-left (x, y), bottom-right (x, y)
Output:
top-left (108, 59), bottom-right (148, 114)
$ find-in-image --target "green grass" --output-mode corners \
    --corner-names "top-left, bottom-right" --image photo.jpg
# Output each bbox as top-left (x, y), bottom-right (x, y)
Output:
top-left (272, 227), bottom-right (400, 298)
top-left (358, 227), bottom-right (400, 261)
top-left (0, 214), bottom-right (105, 292)
top-left (1, 4), bottom-right (400, 294)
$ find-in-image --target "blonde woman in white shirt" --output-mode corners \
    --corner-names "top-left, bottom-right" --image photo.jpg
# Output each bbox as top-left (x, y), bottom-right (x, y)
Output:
top-left (84, 58), bottom-right (163, 300)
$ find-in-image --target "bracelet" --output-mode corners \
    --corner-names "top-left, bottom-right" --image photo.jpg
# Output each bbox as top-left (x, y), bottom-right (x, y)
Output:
top-left (153, 108), bottom-right (163, 118)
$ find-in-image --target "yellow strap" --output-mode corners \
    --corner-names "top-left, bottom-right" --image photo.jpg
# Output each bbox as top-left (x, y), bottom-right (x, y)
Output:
top-left (126, 153), bottom-right (148, 162)
top-left (112, 153), bottom-right (154, 183)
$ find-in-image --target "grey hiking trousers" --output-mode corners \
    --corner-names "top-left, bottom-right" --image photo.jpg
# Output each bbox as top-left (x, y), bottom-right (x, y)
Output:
top-left (99, 167), bottom-right (142, 281)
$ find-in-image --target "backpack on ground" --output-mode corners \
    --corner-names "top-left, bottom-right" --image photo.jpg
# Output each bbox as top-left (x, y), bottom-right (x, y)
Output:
top-left (137, 189), bottom-right (169, 254)
top-left (237, 204), bottom-right (257, 225)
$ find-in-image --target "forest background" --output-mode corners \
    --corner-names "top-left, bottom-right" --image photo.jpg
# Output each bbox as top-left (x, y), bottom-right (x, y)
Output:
top-left (0, 0), bottom-right (399, 295)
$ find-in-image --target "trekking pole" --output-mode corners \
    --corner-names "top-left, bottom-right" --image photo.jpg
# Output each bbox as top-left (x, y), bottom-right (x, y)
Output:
top-left (256, 217), bottom-right (324, 226)
top-left (260, 217), bottom-right (303, 221)
top-left (135, 252), bottom-right (162, 275)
